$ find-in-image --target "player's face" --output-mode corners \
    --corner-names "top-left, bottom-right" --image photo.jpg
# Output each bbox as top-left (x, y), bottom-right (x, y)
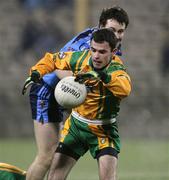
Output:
top-left (90, 40), bottom-right (114, 69)
top-left (103, 19), bottom-right (126, 42)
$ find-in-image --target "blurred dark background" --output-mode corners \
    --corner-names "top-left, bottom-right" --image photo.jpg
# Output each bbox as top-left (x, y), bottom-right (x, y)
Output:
top-left (0, 0), bottom-right (169, 139)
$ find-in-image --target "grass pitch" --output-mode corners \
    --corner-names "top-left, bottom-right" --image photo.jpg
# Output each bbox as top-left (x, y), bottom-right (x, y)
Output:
top-left (0, 138), bottom-right (168, 180)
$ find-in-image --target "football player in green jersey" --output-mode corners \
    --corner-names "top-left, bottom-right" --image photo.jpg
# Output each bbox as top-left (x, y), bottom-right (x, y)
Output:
top-left (0, 163), bottom-right (26, 180)
top-left (24, 28), bottom-right (131, 180)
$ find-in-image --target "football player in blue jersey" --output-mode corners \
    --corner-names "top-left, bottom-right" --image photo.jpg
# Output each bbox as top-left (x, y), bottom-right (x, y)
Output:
top-left (23, 6), bottom-right (129, 180)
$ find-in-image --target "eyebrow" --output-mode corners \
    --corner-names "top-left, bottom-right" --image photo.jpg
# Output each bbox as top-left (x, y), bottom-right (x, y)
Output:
top-left (91, 46), bottom-right (107, 53)
top-left (109, 27), bottom-right (125, 32)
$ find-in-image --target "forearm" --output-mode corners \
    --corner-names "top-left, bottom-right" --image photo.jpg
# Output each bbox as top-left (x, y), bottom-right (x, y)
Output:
top-left (54, 70), bottom-right (73, 79)
top-left (31, 52), bottom-right (56, 77)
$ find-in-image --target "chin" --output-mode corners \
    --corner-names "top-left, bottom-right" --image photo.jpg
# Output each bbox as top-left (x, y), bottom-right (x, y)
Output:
top-left (93, 66), bottom-right (102, 70)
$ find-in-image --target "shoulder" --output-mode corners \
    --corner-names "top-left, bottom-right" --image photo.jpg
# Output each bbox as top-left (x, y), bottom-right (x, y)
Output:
top-left (113, 55), bottom-right (124, 65)
top-left (107, 55), bottom-right (126, 73)
top-left (0, 163), bottom-right (26, 176)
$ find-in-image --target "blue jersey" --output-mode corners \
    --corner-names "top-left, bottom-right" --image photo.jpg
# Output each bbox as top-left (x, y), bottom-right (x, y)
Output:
top-left (42, 27), bottom-right (122, 88)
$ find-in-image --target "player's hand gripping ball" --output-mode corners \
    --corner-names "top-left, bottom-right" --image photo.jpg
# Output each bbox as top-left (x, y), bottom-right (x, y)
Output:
top-left (54, 76), bottom-right (87, 108)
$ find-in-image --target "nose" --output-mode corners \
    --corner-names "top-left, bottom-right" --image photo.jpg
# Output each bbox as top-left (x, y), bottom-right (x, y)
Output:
top-left (94, 51), bottom-right (99, 59)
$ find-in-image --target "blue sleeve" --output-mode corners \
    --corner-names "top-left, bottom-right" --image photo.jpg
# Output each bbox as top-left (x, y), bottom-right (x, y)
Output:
top-left (60, 27), bottom-right (97, 52)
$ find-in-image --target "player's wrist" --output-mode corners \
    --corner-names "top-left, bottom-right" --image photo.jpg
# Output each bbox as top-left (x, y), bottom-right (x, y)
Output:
top-left (30, 70), bottom-right (41, 83)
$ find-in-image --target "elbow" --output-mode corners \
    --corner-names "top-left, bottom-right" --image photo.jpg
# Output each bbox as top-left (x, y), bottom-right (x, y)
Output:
top-left (116, 82), bottom-right (131, 99)
top-left (119, 76), bottom-right (132, 98)
top-left (124, 86), bottom-right (131, 97)
top-left (120, 83), bottom-right (132, 98)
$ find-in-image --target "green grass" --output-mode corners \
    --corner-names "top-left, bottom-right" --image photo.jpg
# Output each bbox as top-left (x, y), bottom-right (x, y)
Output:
top-left (0, 138), bottom-right (169, 180)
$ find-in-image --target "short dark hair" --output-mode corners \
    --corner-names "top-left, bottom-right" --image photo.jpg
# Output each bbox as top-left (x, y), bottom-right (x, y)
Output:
top-left (99, 6), bottom-right (129, 28)
top-left (91, 28), bottom-right (118, 50)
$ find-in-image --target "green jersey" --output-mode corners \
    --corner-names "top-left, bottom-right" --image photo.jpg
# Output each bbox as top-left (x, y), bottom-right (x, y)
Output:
top-left (0, 163), bottom-right (26, 180)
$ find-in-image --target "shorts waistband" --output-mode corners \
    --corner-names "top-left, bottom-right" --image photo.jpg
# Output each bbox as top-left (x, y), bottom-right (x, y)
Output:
top-left (72, 111), bottom-right (116, 125)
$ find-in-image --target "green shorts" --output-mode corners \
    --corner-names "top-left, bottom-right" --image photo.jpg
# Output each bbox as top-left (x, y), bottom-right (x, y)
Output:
top-left (57, 115), bottom-right (121, 160)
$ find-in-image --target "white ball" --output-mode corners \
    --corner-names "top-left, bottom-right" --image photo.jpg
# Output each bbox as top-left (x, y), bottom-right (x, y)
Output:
top-left (54, 76), bottom-right (87, 108)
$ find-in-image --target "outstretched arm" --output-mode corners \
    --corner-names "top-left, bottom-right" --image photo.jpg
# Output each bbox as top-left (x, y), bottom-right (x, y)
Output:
top-left (54, 70), bottom-right (73, 79)
top-left (22, 51), bottom-right (73, 95)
